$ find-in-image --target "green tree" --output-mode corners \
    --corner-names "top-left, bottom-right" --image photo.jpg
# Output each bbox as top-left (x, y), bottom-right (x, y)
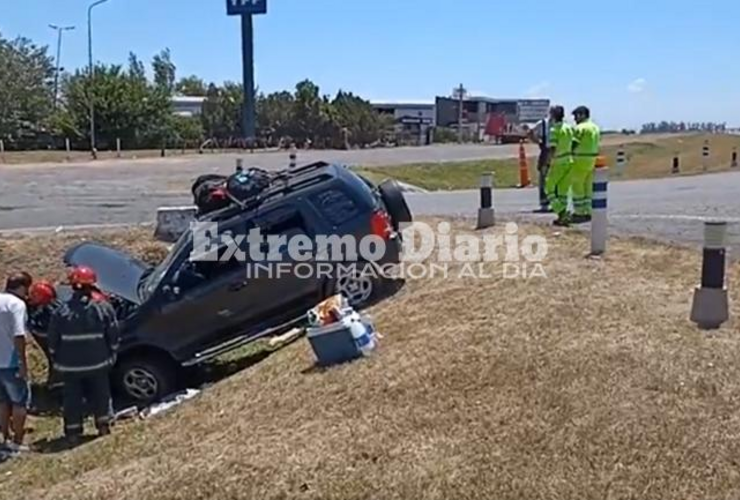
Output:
top-left (152, 48), bottom-right (176, 94)
top-left (60, 59), bottom-right (172, 149)
top-left (0, 32), bottom-right (55, 142)
top-left (256, 90), bottom-right (294, 141)
top-left (176, 76), bottom-right (207, 96)
top-left (292, 79), bottom-right (329, 144)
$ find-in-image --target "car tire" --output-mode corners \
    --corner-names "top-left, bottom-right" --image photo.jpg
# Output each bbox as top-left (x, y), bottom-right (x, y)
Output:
top-left (378, 179), bottom-right (413, 230)
top-left (332, 262), bottom-right (383, 308)
top-left (114, 354), bottom-right (178, 405)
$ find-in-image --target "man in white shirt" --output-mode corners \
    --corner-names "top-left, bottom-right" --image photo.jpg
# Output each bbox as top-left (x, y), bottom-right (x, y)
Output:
top-left (0, 272), bottom-right (32, 453)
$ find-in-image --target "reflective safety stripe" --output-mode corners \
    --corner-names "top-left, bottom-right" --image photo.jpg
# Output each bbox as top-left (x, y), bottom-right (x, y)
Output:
top-left (54, 358), bottom-right (113, 373)
top-left (64, 423), bottom-right (82, 430)
top-left (61, 333), bottom-right (105, 341)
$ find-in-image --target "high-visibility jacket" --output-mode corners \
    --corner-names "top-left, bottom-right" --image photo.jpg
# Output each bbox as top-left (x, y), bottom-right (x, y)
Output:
top-left (48, 292), bottom-right (120, 374)
top-left (573, 120), bottom-right (601, 161)
top-left (549, 121), bottom-right (575, 162)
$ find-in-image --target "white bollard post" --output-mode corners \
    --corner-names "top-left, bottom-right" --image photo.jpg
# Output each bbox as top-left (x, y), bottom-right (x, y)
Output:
top-left (690, 221), bottom-right (729, 330)
top-left (476, 172), bottom-right (495, 229)
top-left (702, 140), bottom-right (710, 171)
top-left (236, 158), bottom-right (243, 172)
top-left (289, 145), bottom-right (297, 170)
top-left (0, 139), bottom-right (4, 162)
top-left (116, 138), bottom-right (121, 158)
top-left (590, 157), bottom-right (609, 256)
top-left (616, 146), bottom-right (627, 176)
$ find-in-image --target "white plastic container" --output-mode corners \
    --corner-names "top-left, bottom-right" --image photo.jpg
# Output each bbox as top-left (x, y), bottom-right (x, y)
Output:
top-left (346, 312), bottom-right (376, 356)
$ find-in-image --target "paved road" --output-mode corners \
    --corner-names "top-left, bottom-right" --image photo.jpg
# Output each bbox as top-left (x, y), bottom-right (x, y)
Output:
top-left (1, 144), bottom-right (534, 230)
top-left (2, 139), bottom-right (739, 248)
top-left (407, 170), bottom-right (740, 248)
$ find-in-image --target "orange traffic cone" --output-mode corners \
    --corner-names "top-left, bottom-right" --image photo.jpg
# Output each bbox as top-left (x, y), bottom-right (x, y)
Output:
top-left (518, 140), bottom-right (531, 188)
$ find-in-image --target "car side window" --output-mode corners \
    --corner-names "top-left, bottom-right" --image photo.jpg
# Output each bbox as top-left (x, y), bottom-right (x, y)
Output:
top-left (310, 189), bottom-right (359, 226)
top-left (177, 220), bottom-right (250, 290)
top-left (254, 206), bottom-right (309, 258)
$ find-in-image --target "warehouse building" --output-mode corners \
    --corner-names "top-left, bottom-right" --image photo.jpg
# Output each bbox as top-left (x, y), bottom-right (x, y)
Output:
top-left (435, 96), bottom-right (550, 141)
top-left (372, 101), bottom-right (436, 145)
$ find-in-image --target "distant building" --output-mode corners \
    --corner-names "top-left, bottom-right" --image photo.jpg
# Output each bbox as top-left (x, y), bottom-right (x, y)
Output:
top-left (371, 102), bottom-right (435, 144)
top-left (171, 96), bottom-right (207, 117)
top-left (435, 96), bottom-right (550, 140)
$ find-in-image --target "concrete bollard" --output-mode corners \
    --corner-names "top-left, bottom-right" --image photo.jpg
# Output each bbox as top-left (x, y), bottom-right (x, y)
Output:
top-left (732, 147), bottom-right (738, 168)
top-left (690, 221), bottom-right (729, 330)
top-left (236, 158), bottom-right (244, 173)
top-left (672, 153), bottom-right (680, 174)
top-left (116, 138), bottom-right (121, 158)
top-left (65, 138), bottom-right (71, 162)
top-left (289, 145), bottom-right (297, 170)
top-left (476, 172), bottom-right (495, 229)
top-left (616, 146), bottom-right (627, 176)
top-left (154, 206), bottom-right (197, 243)
top-left (0, 139), bottom-right (4, 162)
top-left (590, 157), bottom-right (609, 256)
top-left (702, 140), bottom-right (710, 171)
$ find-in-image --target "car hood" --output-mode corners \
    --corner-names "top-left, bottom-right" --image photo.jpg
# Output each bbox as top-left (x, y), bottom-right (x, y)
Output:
top-left (64, 242), bottom-right (148, 305)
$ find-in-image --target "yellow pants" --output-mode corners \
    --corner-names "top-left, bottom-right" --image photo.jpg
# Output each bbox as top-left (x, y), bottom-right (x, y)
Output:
top-left (571, 158), bottom-right (595, 216)
top-left (545, 159), bottom-right (573, 215)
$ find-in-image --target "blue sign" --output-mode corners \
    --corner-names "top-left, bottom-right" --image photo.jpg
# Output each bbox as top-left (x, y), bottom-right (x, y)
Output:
top-left (227, 0), bottom-right (267, 16)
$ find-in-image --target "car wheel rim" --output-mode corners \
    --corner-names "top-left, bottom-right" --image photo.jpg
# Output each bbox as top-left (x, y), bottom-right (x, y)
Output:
top-left (336, 270), bottom-right (374, 306)
top-left (123, 368), bottom-right (159, 401)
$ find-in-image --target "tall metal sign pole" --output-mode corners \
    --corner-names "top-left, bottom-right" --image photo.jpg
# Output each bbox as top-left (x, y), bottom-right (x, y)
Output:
top-left (453, 84), bottom-right (466, 144)
top-left (227, 0), bottom-right (267, 145)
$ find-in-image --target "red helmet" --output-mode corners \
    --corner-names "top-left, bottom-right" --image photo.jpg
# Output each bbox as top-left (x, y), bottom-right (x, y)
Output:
top-left (28, 281), bottom-right (56, 306)
top-left (68, 266), bottom-right (98, 287)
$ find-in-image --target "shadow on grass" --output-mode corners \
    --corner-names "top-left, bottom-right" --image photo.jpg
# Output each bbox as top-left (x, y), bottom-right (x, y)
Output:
top-left (33, 435), bottom-right (99, 454)
top-left (30, 383), bottom-right (63, 418)
top-left (191, 346), bottom-right (274, 388)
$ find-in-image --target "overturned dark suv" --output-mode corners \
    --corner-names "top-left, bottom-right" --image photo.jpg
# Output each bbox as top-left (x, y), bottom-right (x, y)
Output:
top-left (32, 162), bottom-right (412, 403)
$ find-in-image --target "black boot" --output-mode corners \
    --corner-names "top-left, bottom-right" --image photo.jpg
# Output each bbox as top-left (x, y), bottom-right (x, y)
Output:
top-left (553, 213), bottom-right (571, 227)
top-left (572, 214), bottom-right (592, 224)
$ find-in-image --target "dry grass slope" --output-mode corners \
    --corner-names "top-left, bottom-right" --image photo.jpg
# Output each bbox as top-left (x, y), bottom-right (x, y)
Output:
top-left (1, 221), bottom-right (740, 499)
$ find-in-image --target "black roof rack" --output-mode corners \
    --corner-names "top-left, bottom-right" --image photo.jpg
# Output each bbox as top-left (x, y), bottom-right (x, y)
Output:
top-left (199, 161), bottom-right (339, 223)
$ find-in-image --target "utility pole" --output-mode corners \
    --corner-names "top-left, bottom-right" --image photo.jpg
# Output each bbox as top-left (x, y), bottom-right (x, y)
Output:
top-left (49, 24), bottom-right (75, 109)
top-left (454, 83), bottom-right (467, 143)
top-left (87, 0), bottom-right (111, 159)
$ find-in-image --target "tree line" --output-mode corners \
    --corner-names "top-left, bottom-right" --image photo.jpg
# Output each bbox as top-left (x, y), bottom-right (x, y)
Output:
top-left (0, 31), bottom-right (393, 151)
top-left (640, 121), bottom-right (728, 134)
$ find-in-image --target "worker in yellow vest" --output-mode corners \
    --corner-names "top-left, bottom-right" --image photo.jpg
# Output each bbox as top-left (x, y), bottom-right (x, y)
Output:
top-left (545, 105), bottom-right (575, 226)
top-left (570, 106), bottom-right (601, 223)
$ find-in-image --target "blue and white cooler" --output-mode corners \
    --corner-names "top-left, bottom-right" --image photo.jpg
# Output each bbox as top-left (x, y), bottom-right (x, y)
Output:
top-left (307, 311), bottom-right (377, 367)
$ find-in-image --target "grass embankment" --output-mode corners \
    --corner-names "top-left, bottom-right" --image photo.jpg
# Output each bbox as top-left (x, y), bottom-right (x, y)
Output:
top-left (2, 221), bottom-right (740, 499)
top-left (357, 134), bottom-right (740, 191)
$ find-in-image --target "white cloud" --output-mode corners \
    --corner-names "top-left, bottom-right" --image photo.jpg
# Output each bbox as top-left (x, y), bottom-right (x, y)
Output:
top-left (525, 81), bottom-right (551, 98)
top-left (627, 78), bottom-right (647, 93)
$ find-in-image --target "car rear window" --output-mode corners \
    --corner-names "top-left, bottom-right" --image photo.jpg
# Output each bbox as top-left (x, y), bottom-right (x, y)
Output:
top-left (311, 189), bottom-right (360, 226)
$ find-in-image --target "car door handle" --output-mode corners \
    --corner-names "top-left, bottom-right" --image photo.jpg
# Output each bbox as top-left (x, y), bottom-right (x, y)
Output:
top-left (228, 281), bottom-right (248, 292)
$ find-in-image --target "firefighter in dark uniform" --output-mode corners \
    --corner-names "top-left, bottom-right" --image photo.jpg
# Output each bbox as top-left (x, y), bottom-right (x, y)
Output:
top-left (48, 266), bottom-right (120, 442)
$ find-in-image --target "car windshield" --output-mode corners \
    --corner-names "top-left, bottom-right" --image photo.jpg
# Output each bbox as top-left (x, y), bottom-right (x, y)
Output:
top-left (138, 231), bottom-right (192, 301)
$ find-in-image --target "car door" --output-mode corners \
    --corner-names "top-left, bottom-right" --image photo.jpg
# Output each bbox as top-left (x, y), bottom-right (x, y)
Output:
top-left (244, 203), bottom-right (322, 327)
top-left (143, 216), bottom-right (257, 357)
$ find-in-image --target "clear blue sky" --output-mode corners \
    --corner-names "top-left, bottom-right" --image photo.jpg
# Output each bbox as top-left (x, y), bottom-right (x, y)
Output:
top-left (4, 0), bottom-right (740, 129)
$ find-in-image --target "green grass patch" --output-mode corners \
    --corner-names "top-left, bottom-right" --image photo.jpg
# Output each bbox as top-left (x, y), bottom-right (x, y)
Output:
top-left (355, 158), bottom-right (521, 191)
